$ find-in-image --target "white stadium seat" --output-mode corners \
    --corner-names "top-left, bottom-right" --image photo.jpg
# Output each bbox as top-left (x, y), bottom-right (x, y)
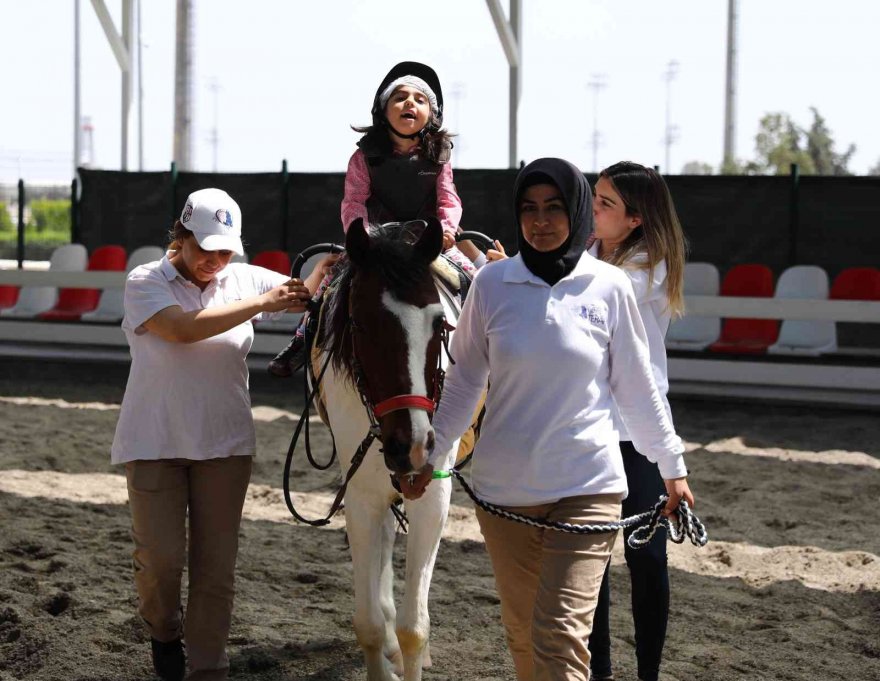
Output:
top-left (665, 262), bottom-right (721, 351)
top-left (768, 265), bottom-right (837, 356)
top-left (1, 243), bottom-right (88, 319)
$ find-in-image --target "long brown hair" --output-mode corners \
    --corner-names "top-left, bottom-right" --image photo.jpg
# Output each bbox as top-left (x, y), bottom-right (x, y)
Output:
top-left (598, 162), bottom-right (687, 316)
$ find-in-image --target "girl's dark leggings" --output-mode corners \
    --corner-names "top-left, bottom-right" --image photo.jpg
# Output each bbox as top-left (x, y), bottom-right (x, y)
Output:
top-left (588, 440), bottom-right (669, 681)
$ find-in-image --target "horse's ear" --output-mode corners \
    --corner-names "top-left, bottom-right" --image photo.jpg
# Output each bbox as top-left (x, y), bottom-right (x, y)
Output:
top-left (346, 218), bottom-right (370, 265)
top-left (415, 216), bottom-right (444, 262)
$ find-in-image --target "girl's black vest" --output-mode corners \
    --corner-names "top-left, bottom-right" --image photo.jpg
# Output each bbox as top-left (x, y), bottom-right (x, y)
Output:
top-left (357, 136), bottom-right (450, 225)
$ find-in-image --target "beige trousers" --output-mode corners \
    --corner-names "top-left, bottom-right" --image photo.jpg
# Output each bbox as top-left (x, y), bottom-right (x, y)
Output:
top-left (476, 493), bottom-right (622, 681)
top-left (125, 455), bottom-right (252, 681)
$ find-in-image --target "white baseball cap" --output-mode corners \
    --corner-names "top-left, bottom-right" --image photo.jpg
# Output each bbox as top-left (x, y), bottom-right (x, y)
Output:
top-left (179, 188), bottom-right (244, 255)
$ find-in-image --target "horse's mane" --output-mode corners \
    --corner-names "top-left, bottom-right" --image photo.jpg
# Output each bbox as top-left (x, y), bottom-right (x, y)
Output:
top-left (320, 222), bottom-right (436, 381)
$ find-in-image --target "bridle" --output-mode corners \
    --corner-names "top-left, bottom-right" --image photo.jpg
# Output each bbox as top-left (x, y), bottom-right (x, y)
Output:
top-left (282, 272), bottom-right (455, 528)
top-left (348, 309), bottom-right (455, 430)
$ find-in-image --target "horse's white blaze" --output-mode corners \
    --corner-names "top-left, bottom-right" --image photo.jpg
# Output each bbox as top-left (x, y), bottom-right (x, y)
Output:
top-left (381, 291), bottom-right (443, 469)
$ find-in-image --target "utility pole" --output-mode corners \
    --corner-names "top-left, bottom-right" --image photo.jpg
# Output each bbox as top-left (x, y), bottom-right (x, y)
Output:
top-left (450, 82), bottom-right (466, 167)
top-left (121, 0), bottom-right (133, 170)
top-left (723, 0), bottom-right (739, 171)
top-left (208, 79), bottom-right (220, 172)
top-left (74, 0), bottom-right (81, 177)
top-left (587, 74), bottom-right (607, 173)
top-left (137, 0), bottom-right (144, 170)
top-left (663, 60), bottom-right (679, 174)
top-left (485, 0), bottom-right (522, 168)
top-left (173, 0), bottom-right (193, 169)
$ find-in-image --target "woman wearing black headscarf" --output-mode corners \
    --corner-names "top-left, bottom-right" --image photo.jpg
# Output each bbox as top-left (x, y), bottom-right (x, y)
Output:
top-left (401, 158), bottom-right (695, 681)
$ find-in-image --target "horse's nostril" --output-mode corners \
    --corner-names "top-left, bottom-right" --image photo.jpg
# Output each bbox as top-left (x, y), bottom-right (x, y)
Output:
top-left (383, 436), bottom-right (413, 474)
top-left (426, 430), bottom-right (435, 452)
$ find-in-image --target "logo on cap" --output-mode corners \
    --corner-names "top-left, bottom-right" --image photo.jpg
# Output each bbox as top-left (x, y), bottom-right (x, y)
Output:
top-left (181, 203), bottom-right (193, 223)
top-left (214, 209), bottom-right (234, 230)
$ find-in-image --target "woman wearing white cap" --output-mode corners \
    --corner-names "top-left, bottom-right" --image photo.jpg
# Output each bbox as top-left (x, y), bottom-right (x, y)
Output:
top-left (110, 188), bottom-right (321, 681)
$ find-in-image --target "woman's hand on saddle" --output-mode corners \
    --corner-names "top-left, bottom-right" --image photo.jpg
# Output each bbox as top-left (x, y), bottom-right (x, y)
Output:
top-left (441, 232), bottom-right (456, 252)
top-left (396, 465), bottom-right (434, 500)
top-left (486, 240), bottom-right (508, 262)
top-left (262, 279), bottom-right (311, 313)
top-left (662, 476), bottom-right (695, 519)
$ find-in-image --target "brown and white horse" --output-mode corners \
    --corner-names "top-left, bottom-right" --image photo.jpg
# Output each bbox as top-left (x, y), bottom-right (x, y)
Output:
top-left (315, 217), bottom-right (461, 681)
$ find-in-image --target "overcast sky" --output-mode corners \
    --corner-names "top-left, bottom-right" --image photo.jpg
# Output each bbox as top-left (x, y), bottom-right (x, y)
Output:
top-left (1, 0), bottom-right (877, 183)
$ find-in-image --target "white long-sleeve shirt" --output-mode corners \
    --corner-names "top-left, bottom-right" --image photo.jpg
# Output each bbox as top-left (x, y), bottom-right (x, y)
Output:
top-left (588, 242), bottom-right (673, 440)
top-left (429, 252), bottom-right (686, 507)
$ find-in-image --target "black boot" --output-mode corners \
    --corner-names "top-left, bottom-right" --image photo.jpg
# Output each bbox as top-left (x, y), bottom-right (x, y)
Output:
top-left (267, 334), bottom-right (307, 378)
top-left (151, 637), bottom-right (185, 681)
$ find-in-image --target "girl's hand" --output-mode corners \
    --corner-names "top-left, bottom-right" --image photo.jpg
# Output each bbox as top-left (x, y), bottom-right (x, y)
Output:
top-left (262, 279), bottom-right (310, 313)
top-left (486, 240), bottom-right (508, 262)
top-left (455, 238), bottom-right (481, 262)
top-left (318, 253), bottom-right (342, 277)
top-left (662, 477), bottom-right (695, 518)
top-left (396, 465), bottom-right (434, 500)
top-left (441, 232), bottom-right (456, 251)
top-left (303, 254), bottom-right (342, 294)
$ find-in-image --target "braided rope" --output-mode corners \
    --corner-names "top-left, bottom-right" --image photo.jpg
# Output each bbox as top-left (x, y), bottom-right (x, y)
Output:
top-left (449, 470), bottom-right (708, 549)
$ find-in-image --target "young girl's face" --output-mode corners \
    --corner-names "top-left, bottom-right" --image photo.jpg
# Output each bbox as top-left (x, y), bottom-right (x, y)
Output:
top-left (384, 85), bottom-right (431, 136)
top-left (592, 176), bottom-right (641, 245)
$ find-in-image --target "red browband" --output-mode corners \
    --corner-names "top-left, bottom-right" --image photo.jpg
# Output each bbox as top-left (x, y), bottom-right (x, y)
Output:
top-left (373, 395), bottom-right (436, 418)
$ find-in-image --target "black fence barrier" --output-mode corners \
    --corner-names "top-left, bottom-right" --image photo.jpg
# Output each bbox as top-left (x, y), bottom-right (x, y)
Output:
top-left (76, 167), bottom-right (880, 279)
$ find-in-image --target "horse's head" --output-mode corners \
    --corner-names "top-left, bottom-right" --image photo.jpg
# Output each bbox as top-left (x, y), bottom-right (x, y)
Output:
top-left (327, 217), bottom-right (447, 475)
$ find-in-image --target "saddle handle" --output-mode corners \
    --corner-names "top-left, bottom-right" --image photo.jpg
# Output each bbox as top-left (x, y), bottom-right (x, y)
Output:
top-left (290, 243), bottom-right (346, 279)
top-left (456, 230), bottom-right (497, 252)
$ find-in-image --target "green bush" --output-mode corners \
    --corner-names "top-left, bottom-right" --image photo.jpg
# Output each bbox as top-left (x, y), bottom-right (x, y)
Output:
top-left (29, 199), bottom-right (71, 235)
top-left (0, 202), bottom-right (14, 233)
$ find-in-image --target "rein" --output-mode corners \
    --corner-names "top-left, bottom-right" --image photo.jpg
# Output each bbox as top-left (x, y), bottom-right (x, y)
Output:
top-left (446, 469), bottom-right (708, 549)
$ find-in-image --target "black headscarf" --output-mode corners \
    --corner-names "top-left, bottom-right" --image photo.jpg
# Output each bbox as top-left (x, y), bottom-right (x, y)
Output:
top-left (513, 158), bottom-right (593, 286)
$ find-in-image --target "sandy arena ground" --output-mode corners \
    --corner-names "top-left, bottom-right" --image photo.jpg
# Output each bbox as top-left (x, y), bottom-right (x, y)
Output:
top-left (0, 358), bottom-right (878, 681)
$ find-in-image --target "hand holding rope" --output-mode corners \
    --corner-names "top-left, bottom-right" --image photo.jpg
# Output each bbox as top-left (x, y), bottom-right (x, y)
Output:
top-left (443, 469), bottom-right (708, 549)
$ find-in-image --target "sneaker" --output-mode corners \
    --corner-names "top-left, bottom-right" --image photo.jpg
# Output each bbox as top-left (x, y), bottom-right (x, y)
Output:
top-left (267, 334), bottom-right (307, 378)
top-left (151, 637), bottom-right (185, 681)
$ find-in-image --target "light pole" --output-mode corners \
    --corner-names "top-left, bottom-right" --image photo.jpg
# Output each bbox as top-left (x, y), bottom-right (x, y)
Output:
top-left (587, 74), bottom-right (607, 173)
top-left (663, 60), bottom-right (679, 174)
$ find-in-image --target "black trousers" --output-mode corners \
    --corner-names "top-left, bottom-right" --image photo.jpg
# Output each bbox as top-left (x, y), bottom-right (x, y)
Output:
top-left (588, 441), bottom-right (669, 681)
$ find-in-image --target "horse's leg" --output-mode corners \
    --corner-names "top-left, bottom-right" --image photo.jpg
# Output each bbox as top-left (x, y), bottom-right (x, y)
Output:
top-left (346, 492), bottom-right (399, 681)
top-left (397, 476), bottom-right (452, 681)
top-left (379, 510), bottom-right (404, 675)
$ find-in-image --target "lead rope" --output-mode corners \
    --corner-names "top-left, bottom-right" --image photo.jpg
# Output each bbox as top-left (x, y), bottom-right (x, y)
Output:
top-left (444, 469), bottom-right (708, 549)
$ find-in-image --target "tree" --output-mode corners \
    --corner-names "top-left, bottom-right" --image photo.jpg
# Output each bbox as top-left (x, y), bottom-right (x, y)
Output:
top-left (0, 202), bottom-right (14, 234)
top-left (681, 161), bottom-right (714, 175)
top-left (805, 107), bottom-right (855, 175)
top-left (869, 159), bottom-right (880, 176)
top-left (28, 199), bottom-right (70, 235)
top-left (749, 113), bottom-right (815, 175)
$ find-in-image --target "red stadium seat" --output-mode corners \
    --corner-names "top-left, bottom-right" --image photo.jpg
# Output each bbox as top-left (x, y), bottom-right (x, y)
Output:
top-left (709, 264), bottom-right (779, 354)
top-left (38, 245), bottom-right (127, 321)
top-left (830, 267), bottom-right (880, 301)
top-left (251, 250), bottom-right (291, 276)
top-left (0, 285), bottom-right (19, 309)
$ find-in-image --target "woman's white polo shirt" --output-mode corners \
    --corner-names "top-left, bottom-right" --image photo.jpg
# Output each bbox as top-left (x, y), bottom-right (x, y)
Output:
top-left (111, 256), bottom-right (288, 464)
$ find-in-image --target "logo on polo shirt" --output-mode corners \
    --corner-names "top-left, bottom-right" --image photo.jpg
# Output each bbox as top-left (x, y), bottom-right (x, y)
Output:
top-left (214, 209), bottom-right (234, 229)
top-left (578, 304), bottom-right (606, 325)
